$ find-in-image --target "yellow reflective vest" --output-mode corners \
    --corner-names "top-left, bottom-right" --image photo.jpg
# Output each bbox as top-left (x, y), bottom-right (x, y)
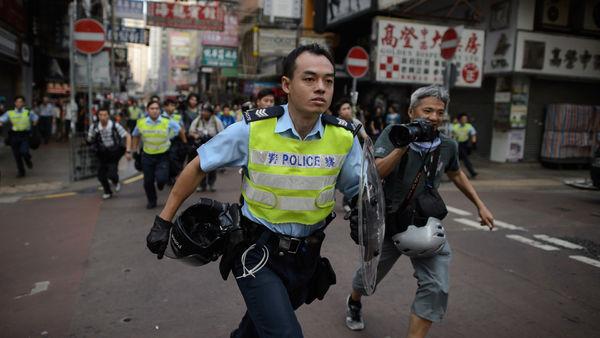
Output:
top-left (129, 106), bottom-right (141, 120)
top-left (8, 109), bottom-right (31, 131)
top-left (137, 117), bottom-right (170, 155)
top-left (452, 123), bottom-right (473, 143)
top-left (242, 117), bottom-right (354, 225)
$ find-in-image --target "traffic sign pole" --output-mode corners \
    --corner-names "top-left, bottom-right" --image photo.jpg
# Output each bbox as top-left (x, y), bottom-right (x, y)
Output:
top-left (345, 46), bottom-right (369, 118)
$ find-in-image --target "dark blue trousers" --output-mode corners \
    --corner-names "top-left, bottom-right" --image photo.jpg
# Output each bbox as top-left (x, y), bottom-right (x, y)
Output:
top-left (97, 159), bottom-right (119, 194)
top-left (10, 132), bottom-right (32, 175)
top-left (232, 244), bottom-right (318, 338)
top-left (141, 152), bottom-right (169, 204)
top-left (458, 141), bottom-right (476, 176)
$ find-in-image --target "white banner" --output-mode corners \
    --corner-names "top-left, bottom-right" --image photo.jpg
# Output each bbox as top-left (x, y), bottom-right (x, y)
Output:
top-left (514, 31), bottom-right (600, 80)
top-left (375, 18), bottom-right (485, 87)
top-left (258, 29), bottom-right (297, 56)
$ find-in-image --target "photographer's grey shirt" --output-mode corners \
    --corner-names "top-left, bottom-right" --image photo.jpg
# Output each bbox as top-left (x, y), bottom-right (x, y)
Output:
top-left (373, 125), bottom-right (460, 203)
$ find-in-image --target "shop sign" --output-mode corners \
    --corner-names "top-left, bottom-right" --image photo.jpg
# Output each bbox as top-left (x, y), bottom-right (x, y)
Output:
top-left (170, 32), bottom-right (191, 85)
top-left (514, 31), bottom-right (600, 80)
top-left (258, 29), bottom-right (297, 56)
top-left (0, 27), bottom-right (18, 60)
top-left (263, 0), bottom-right (302, 19)
top-left (202, 14), bottom-right (238, 47)
top-left (375, 18), bottom-right (485, 87)
top-left (115, 0), bottom-right (144, 20)
top-left (105, 25), bottom-right (149, 45)
top-left (46, 82), bottom-right (71, 95)
top-left (202, 47), bottom-right (238, 68)
top-left (75, 51), bottom-right (111, 86)
top-left (327, 0), bottom-right (372, 26)
top-left (147, 2), bottom-right (224, 31)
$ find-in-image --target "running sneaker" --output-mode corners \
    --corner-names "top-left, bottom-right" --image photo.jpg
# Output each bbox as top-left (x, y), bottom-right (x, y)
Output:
top-left (102, 193), bottom-right (112, 200)
top-left (114, 182), bottom-right (121, 192)
top-left (345, 295), bottom-right (365, 331)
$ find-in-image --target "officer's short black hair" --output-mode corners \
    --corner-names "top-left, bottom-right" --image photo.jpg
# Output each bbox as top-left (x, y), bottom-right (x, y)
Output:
top-left (257, 88), bottom-right (275, 100)
top-left (150, 95), bottom-right (160, 102)
top-left (282, 44), bottom-right (335, 79)
top-left (147, 101), bottom-right (160, 109)
top-left (164, 99), bottom-right (176, 106)
top-left (97, 105), bottom-right (110, 114)
top-left (458, 113), bottom-right (468, 119)
top-left (14, 95), bottom-right (25, 102)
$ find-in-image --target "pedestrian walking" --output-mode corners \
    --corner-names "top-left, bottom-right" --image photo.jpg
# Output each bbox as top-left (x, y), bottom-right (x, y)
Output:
top-left (344, 85), bottom-right (494, 338)
top-left (385, 104), bottom-right (401, 126)
top-left (131, 101), bottom-right (186, 209)
top-left (182, 94), bottom-right (201, 164)
top-left (219, 105), bottom-right (236, 128)
top-left (0, 96), bottom-right (38, 177)
top-left (451, 113), bottom-right (478, 178)
top-left (162, 99), bottom-right (187, 184)
top-left (146, 44), bottom-right (362, 337)
top-left (37, 95), bottom-right (55, 144)
top-left (189, 104), bottom-right (224, 192)
top-left (87, 106), bottom-right (132, 199)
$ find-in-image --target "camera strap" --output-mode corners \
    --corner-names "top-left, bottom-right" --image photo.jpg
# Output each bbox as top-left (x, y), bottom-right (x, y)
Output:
top-left (393, 145), bottom-right (440, 214)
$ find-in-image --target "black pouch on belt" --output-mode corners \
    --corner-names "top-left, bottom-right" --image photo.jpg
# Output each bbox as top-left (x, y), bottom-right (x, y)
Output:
top-left (296, 230), bottom-right (325, 268)
top-left (305, 256), bottom-right (336, 304)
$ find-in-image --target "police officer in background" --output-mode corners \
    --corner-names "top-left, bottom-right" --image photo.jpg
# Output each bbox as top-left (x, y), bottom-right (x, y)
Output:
top-left (0, 96), bottom-right (38, 177)
top-left (127, 100), bottom-right (141, 131)
top-left (451, 113), bottom-right (478, 178)
top-left (146, 44), bottom-right (362, 337)
top-left (131, 101), bottom-right (186, 209)
top-left (162, 98), bottom-right (187, 183)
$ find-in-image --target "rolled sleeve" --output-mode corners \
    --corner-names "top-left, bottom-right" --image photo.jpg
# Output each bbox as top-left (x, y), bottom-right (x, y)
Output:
top-left (0, 112), bottom-right (8, 123)
top-left (197, 121), bottom-right (249, 171)
top-left (336, 136), bottom-right (362, 198)
top-left (131, 126), bottom-right (140, 137)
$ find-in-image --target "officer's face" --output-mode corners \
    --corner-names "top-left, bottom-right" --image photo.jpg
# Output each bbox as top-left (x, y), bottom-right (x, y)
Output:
top-left (14, 98), bottom-right (24, 109)
top-left (165, 103), bottom-right (176, 114)
top-left (408, 96), bottom-right (445, 130)
top-left (460, 115), bottom-right (468, 125)
top-left (282, 52), bottom-right (334, 116)
top-left (147, 103), bottom-right (161, 120)
top-left (257, 95), bottom-right (275, 109)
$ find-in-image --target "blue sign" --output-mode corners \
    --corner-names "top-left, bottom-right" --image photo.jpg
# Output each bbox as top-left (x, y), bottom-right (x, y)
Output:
top-left (115, 0), bottom-right (144, 20)
top-left (105, 25), bottom-right (149, 45)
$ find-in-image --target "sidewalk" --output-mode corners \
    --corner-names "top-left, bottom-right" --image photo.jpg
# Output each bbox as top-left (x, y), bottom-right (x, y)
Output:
top-left (0, 140), bottom-right (138, 201)
top-left (0, 142), bottom-right (592, 200)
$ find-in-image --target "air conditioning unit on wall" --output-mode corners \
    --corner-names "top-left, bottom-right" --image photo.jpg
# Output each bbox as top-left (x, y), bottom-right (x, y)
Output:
top-left (583, 0), bottom-right (600, 32)
top-left (542, 0), bottom-right (570, 27)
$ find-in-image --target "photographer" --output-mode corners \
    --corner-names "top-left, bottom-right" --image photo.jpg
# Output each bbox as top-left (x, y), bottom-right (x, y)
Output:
top-left (345, 85), bottom-right (494, 337)
top-left (189, 104), bottom-right (224, 192)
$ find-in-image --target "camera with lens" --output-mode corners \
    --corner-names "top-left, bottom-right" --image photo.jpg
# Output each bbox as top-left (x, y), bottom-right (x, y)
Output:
top-left (388, 118), bottom-right (437, 148)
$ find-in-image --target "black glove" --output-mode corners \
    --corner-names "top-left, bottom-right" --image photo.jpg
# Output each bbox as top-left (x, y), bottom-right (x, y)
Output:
top-left (470, 142), bottom-right (477, 151)
top-left (133, 152), bottom-right (142, 171)
top-left (344, 196), bottom-right (359, 244)
top-left (146, 215), bottom-right (173, 259)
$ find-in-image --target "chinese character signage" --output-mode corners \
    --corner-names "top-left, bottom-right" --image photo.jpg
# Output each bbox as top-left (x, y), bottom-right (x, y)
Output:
top-left (203, 47), bottom-right (238, 68)
top-left (105, 25), bottom-right (149, 45)
top-left (147, 2), bottom-right (224, 31)
top-left (115, 0), bottom-right (144, 20)
top-left (375, 18), bottom-right (485, 87)
top-left (258, 29), bottom-right (297, 56)
top-left (202, 14), bottom-right (238, 47)
top-left (514, 31), bottom-right (600, 80)
top-left (170, 32), bottom-right (191, 85)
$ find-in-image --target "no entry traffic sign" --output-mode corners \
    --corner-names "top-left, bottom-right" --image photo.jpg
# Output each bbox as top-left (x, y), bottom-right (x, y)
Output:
top-left (440, 28), bottom-right (458, 60)
top-left (74, 19), bottom-right (105, 54)
top-left (346, 46), bottom-right (369, 78)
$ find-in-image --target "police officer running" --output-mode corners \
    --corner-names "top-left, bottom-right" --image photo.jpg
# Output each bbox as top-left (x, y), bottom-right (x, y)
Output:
top-left (146, 44), bottom-right (362, 337)
top-left (451, 113), bottom-right (478, 178)
top-left (162, 99), bottom-right (187, 183)
top-left (87, 106), bottom-right (132, 199)
top-left (132, 101), bottom-right (186, 209)
top-left (0, 96), bottom-right (38, 178)
top-left (345, 85), bottom-right (494, 337)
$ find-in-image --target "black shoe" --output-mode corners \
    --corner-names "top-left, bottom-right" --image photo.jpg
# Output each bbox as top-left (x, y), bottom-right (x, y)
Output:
top-left (16, 172), bottom-right (25, 178)
top-left (471, 172), bottom-right (478, 178)
top-left (345, 295), bottom-right (364, 331)
top-left (157, 183), bottom-right (165, 191)
top-left (25, 159), bottom-right (33, 169)
top-left (146, 202), bottom-right (157, 209)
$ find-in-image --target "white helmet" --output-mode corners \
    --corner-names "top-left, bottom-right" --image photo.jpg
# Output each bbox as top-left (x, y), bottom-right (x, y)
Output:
top-left (391, 217), bottom-right (446, 258)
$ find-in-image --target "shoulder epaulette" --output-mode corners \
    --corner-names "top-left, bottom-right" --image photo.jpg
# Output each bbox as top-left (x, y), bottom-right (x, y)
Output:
top-left (321, 114), bottom-right (355, 133)
top-left (243, 106), bottom-right (285, 123)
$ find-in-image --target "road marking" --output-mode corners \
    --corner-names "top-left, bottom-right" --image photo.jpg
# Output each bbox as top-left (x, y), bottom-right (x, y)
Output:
top-left (447, 206), bottom-right (472, 216)
top-left (506, 234), bottom-right (560, 251)
top-left (454, 218), bottom-right (495, 231)
top-left (569, 255), bottom-right (600, 268)
top-left (15, 281), bottom-right (50, 299)
top-left (123, 174), bottom-right (143, 184)
top-left (22, 192), bottom-right (78, 200)
top-left (494, 220), bottom-right (527, 231)
top-left (534, 234), bottom-right (584, 250)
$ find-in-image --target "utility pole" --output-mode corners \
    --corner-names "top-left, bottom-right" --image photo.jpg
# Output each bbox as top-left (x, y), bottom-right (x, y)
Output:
top-left (110, 0), bottom-right (117, 115)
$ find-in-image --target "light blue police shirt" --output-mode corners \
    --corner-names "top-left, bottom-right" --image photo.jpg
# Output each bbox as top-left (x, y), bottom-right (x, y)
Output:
top-left (0, 108), bottom-right (39, 129)
top-left (198, 104), bottom-right (362, 237)
top-left (131, 116), bottom-right (182, 149)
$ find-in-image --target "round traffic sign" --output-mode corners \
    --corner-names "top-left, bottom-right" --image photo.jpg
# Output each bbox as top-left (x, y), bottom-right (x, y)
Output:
top-left (74, 19), bottom-right (105, 54)
top-left (346, 46), bottom-right (369, 78)
top-left (440, 28), bottom-right (458, 60)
